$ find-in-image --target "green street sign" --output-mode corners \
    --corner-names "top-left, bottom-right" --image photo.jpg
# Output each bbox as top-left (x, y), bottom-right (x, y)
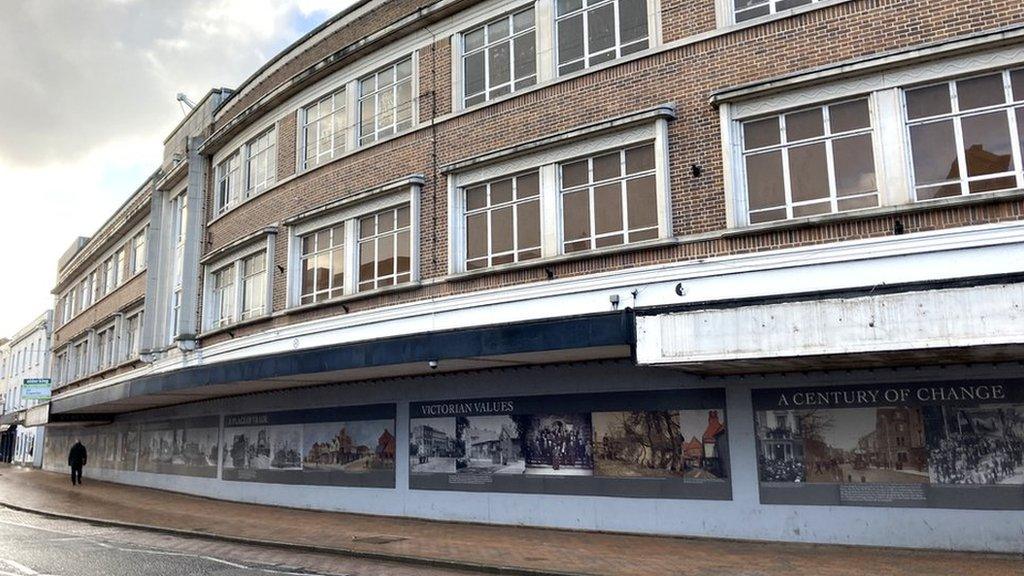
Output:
top-left (22, 378), bottom-right (52, 400)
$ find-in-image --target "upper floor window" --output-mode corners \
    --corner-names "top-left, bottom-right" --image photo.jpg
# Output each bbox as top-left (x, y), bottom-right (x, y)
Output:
top-left (131, 228), bottom-right (147, 275)
top-left (359, 58), bottom-right (414, 145)
top-left (95, 324), bottom-right (116, 371)
top-left (462, 8), bottom-right (537, 107)
top-left (358, 205), bottom-right (412, 291)
top-left (122, 311), bottom-right (143, 362)
top-left (741, 98), bottom-right (878, 224)
top-left (216, 153), bottom-right (241, 215)
top-left (555, 0), bottom-right (649, 75)
top-left (905, 68), bottom-right (1024, 200)
top-left (115, 247), bottom-right (127, 287)
top-left (302, 88), bottom-right (347, 170)
top-left (241, 252), bottom-right (268, 321)
top-left (560, 144), bottom-right (659, 252)
top-left (733, 0), bottom-right (823, 23)
top-left (211, 265), bottom-right (236, 328)
top-left (104, 255), bottom-right (117, 294)
top-left (245, 127), bottom-right (277, 195)
top-left (299, 224), bottom-right (346, 305)
top-left (465, 171), bottom-right (542, 270)
top-left (203, 247), bottom-right (271, 331)
top-left (53, 350), bottom-right (67, 386)
top-left (79, 277), bottom-right (92, 310)
top-left (72, 339), bottom-right (89, 381)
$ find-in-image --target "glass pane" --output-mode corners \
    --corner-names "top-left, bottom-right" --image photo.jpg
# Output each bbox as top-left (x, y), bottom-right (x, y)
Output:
top-left (331, 249), bottom-right (344, 288)
top-left (788, 143), bottom-right (829, 202)
top-left (489, 17), bottom-right (510, 41)
top-left (397, 58), bottom-right (413, 79)
top-left (466, 186), bottom-right (488, 210)
top-left (960, 111), bottom-right (1014, 177)
top-left (906, 84), bottom-right (951, 119)
top-left (464, 51), bottom-right (486, 97)
top-left (777, 0), bottom-right (813, 10)
top-left (516, 172), bottom-right (539, 198)
top-left (557, 14), bottom-right (584, 66)
top-left (397, 231), bottom-right (411, 274)
top-left (1012, 70), bottom-right (1024, 101)
top-left (593, 152), bottom-right (621, 181)
top-left (749, 207), bottom-right (786, 224)
top-left (397, 205), bottom-right (410, 228)
top-left (916, 183), bottom-right (962, 200)
top-left (379, 211), bottom-right (394, 233)
top-left (792, 201), bottom-right (831, 218)
top-left (491, 206), bottom-right (514, 253)
top-left (1017, 108), bottom-right (1024, 166)
top-left (837, 194), bottom-right (879, 212)
top-left (359, 216), bottom-right (375, 239)
top-left (909, 120), bottom-right (959, 186)
top-left (360, 75), bottom-right (375, 95)
top-left (626, 175), bottom-right (658, 230)
top-left (594, 183), bottom-right (623, 235)
top-left (517, 200), bottom-right (540, 249)
top-left (514, 9), bottom-right (534, 32)
top-left (331, 225), bottom-right (345, 247)
top-left (378, 66), bottom-right (394, 88)
top-left (588, 3), bottom-right (616, 55)
top-left (467, 213), bottom-right (488, 259)
top-left (302, 234), bottom-right (315, 255)
top-left (785, 108), bottom-right (824, 142)
top-left (464, 28), bottom-right (485, 52)
top-left (556, 0), bottom-right (583, 16)
top-left (619, 0), bottom-right (649, 44)
top-left (833, 134), bottom-right (876, 197)
top-left (316, 230), bottom-right (331, 251)
top-left (514, 33), bottom-right (537, 81)
top-left (596, 234), bottom-right (623, 248)
top-left (359, 241), bottom-right (375, 283)
top-left (829, 99), bottom-right (870, 133)
top-left (743, 117), bottom-right (780, 150)
top-left (562, 189), bottom-right (591, 241)
top-left (491, 178), bottom-right (513, 205)
top-left (315, 253), bottom-right (330, 291)
top-left (956, 73), bottom-right (1006, 111)
top-left (561, 159), bottom-right (589, 188)
top-left (488, 42), bottom-right (511, 87)
top-left (378, 235), bottom-right (394, 277)
top-left (969, 176), bottom-right (1017, 194)
top-left (745, 151), bottom-right (785, 211)
top-left (625, 145), bottom-right (655, 174)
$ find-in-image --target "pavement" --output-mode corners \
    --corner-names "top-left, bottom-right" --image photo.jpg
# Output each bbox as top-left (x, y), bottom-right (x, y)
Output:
top-left (0, 465), bottom-right (1021, 576)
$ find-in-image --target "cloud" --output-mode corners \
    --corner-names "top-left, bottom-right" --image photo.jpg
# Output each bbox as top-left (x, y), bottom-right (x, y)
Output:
top-left (0, 0), bottom-right (354, 336)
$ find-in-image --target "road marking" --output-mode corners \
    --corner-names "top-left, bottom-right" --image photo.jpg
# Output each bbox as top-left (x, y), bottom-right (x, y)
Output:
top-left (0, 558), bottom-right (38, 575)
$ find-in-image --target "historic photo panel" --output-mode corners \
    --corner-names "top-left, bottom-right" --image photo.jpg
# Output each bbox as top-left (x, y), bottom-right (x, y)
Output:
top-left (409, 389), bottom-right (730, 499)
top-left (753, 381), bottom-right (1024, 509)
top-left (137, 416), bottom-right (220, 478)
top-left (221, 403), bottom-right (396, 487)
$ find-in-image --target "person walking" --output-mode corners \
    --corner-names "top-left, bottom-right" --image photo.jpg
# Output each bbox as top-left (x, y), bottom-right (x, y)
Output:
top-left (68, 439), bottom-right (87, 486)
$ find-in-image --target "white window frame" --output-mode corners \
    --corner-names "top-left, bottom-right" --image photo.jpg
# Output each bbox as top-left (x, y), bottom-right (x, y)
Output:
top-left (358, 56), bottom-right (417, 146)
top-left (94, 322), bottom-right (116, 372)
top-left (286, 181), bottom-right (421, 307)
top-left (300, 87), bottom-right (350, 171)
top-left (215, 152), bottom-right (242, 215)
top-left (244, 126), bottom-right (278, 196)
top-left (201, 240), bottom-right (275, 332)
top-left (448, 119), bottom-right (670, 273)
top-left (552, 0), bottom-right (653, 77)
top-left (719, 44), bottom-right (1024, 228)
top-left (725, 0), bottom-right (826, 26)
top-left (122, 309), bottom-right (144, 362)
top-left (130, 228), bottom-right (147, 275)
top-left (459, 5), bottom-right (539, 108)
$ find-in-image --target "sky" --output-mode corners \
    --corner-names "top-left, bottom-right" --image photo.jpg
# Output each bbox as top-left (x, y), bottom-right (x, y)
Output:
top-left (0, 0), bottom-right (356, 338)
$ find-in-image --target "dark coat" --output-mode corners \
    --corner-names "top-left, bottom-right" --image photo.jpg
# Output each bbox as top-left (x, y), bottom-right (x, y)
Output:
top-left (68, 442), bottom-right (87, 467)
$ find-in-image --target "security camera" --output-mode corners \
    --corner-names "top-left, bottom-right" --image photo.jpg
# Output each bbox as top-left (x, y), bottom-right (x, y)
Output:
top-left (428, 360), bottom-right (439, 370)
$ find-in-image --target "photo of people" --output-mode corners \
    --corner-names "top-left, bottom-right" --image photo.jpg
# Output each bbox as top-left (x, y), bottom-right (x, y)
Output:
top-left (593, 411), bottom-right (685, 478)
top-left (410, 417), bottom-right (459, 473)
top-left (755, 409), bottom-right (806, 482)
top-left (457, 415), bottom-right (524, 474)
top-left (925, 404), bottom-right (1024, 485)
top-left (303, 419), bottom-right (396, 472)
top-left (679, 409), bottom-right (728, 480)
top-left (520, 414), bottom-right (593, 476)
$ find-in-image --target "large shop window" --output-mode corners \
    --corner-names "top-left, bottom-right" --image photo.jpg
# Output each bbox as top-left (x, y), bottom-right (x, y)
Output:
top-left (741, 99), bottom-right (878, 224)
top-left (462, 7), bottom-right (537, 107)
top-left (905, 69), bottom-right (1024, 200)
top-left (359, 58), bottom-right (414, 145)
top-left (732, 0), bottom-right (823, 23)
top-left (358, 205), bottom-right (412, 291)
top-left (302, 88), bottom-right (348, 170)
top-left (464, 171), bottom-right (542, 270)
top-left (555, 0), bottom-right (649, 75)
top-left (560, 144), bottom-right (659, 251)
top-left (299, 224), bottom-right (346, 305)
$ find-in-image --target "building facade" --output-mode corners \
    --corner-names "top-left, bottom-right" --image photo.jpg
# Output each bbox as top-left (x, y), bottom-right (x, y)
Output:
top-left (35, 0), bottom-right (1024, 553)
top-left (0, 312), bottom-right (53, 466)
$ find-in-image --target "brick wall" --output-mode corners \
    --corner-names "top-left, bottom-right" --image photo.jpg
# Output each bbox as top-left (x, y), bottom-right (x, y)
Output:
top-left (52, 272), bottom-right (146, 349)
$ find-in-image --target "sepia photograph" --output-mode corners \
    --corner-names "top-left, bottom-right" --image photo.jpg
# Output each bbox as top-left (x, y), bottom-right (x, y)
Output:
top-left (679, 409), bottom-right (729, 480)
top-left (303, 419), bottom-right (396, 473)
top-left (593, 411), bottom-right (685, 478)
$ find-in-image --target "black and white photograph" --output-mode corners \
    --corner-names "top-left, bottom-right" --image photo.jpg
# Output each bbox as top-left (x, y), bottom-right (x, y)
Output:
top-left (458, 415), bottom-right (524, 474)
top-left (521, 414), bottom-right (593, 476)
top-left (268, 425), bottom-right (303, 470)
top-left (303, 419), bottom-right (396, 472)
top-left (925, 404), bottom-right (1024, 485)
top-left (755, 409), bottom-right (807, 482)
top-left (222, 426), bottom-right (272, 470)
top-left (410, 417), bottom-right (460, 473)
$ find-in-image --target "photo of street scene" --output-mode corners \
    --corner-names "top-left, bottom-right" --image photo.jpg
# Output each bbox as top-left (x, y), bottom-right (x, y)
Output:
top-left (410, 417), bottom-right (459, 473)
top-left (138, 423), bottom-right (219, 473)
top-left (679, 409), bottom-right (728, 480)
top-left (303, 419), bottom-right (396, 473)
top-left (222, 425), bottom-right (272, 470)
top-left (593, 411), bottom-right (686, 478)
top-left (117, 427), bottom-right (139, 470)
top-left (268, 425), bottom-right (303, 470)
top-left (457, 415), bottom-right (524, 474)
top-left (521, 414), bottom-right (593, 476)
top-left (924, 404), bottom-right (1024, 485)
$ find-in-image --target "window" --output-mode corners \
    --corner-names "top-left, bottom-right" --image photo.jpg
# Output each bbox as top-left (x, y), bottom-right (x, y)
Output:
top-left (123, 312), bottom-right (143, 361)
top-left (92, 268), bottom-right (104, 302)
top-left (104, 256), bottom-right (116, 295)
top-left (245, 127), bottom-right (277, 195)
top-left (95, 325), bottom-right (115, 370)
top-left (300, 225), bottom-right (345, 304)
top-left (216, 153), bottom-right (242, 214)
top-left (905, 68), bottom-right (1024, 200)
top-left (302, 88), bottom-right (347, 169)
top-left (555, 0), bottom-right (649, 76)
top-left (211, 265), bottom-right (236, 328)
top-left (358, 205), bottom-right (412, 291)
top-left (733, 0), bottom-right (823, 23)
top-left (79, 277), bottom-right (92, 311)
top-left (61, 294), bottom-right (73, 325)
top-left (464, 171), bottom-right (542, 270)
top-left (72, 340), bottom-right (89, 380)
top-left (68, 287), bottom-right (78, 317)
top-left (560, 144), bottom-right (659, 252)
top-left (170, 193), bottom-right (188, 337)
top-left (359, 58), bottom-right (414, 145)
top-left (462, 8), bottom-right (537, 107)
top-left (241, 252), bottom-right (268, 320)
top-left (131, 229), bottom-right (147, 274)
top-left (741, 98), bottom-right (878, 224)
top-left (115, 247), bottom-right (126, 287)
top-left (54, 350), bottom-right (67, 385)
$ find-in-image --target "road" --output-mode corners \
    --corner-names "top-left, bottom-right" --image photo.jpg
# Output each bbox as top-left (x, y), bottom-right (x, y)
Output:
top-left (0, 507), bottom-right (481, 576)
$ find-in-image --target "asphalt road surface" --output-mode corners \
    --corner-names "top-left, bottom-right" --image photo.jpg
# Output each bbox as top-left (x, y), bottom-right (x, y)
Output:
top-left (0, 507), bottom-right (481, 576)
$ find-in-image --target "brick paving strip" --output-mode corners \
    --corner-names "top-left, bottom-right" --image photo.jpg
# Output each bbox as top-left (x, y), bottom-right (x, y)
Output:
top-left (0, 466), bottom-right (1020, 576)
